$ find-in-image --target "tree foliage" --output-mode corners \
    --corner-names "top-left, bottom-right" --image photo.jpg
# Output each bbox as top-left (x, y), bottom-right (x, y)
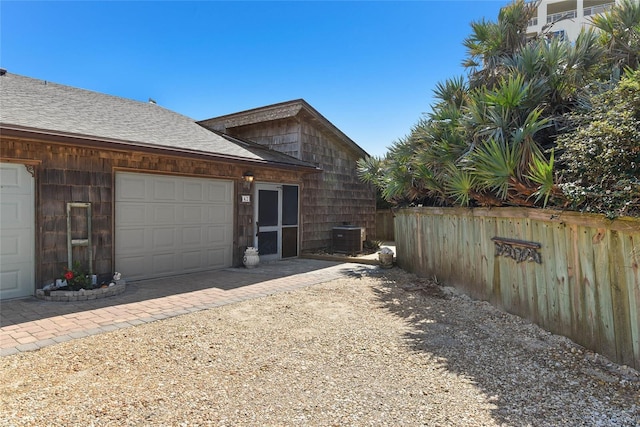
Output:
top-left (590, 0), bottom-right (640, 75)
top-left (556, 69), bottom-right (640, 217)
top-left (358, 0), bottom-right (640, 217)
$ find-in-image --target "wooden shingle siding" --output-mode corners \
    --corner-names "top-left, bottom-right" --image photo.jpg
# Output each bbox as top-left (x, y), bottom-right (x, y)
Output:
top-left (299, 121), bottom-right (375, 250)
top-left (219, 114), bottom-right (375, 251)
top-left (200, 100), bottom-right (377, 252)
top-left (225, 119), bottom-right (302, 160)
top-left (1, 137), bottom-right (302, 287)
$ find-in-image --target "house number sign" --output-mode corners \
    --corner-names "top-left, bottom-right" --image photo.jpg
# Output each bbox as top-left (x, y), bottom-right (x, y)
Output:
top-left (491, 237), bottom-right (542, 264)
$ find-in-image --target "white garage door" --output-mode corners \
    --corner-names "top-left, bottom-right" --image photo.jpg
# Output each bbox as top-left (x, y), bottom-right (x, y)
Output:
top-left (115, 172), bottom-right (234, 281)
top-left (0, 163), bottom-right (35, 300)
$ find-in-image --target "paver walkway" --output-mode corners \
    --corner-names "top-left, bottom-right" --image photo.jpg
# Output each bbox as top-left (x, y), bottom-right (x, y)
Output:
top-left (1, 259), bottom-right (376, 357)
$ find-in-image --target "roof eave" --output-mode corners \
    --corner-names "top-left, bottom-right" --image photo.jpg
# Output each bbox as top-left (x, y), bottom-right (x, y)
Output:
top-left (0, 124), bottom-right (323, 173)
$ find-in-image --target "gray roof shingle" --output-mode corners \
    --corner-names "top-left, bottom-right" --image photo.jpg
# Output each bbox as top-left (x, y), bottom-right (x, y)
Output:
top-left (0, 72), bottom-right (319, 170)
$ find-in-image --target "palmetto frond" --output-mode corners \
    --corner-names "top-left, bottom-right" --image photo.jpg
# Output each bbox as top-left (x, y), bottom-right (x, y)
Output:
top-left (511, 108), bottom-right (550, 177)
top-left (485, 74), bottom-right (530, 109)
top-left (356, 156), bottom-right (385, 186)
top-left (465, 74), bottom-right (538, 144)
top-left (568, 29), bottom-right (605, 83)
top-left (444, 164), bottom-right (478, 207)
top-left (378, 162), bottom-right (413, 202)
top-left (469, 138), bottom-right (520, 200)
top-left (497, 0), bottom-right (540, 51)
top-left (526, 150), bottom-right (562, 207)
top-left (433, 76), bottom-right (468, 109)
top-left (503, 41), bottom-right (545, 78)
top-left (411, 162), bottom-right (447, 200)
top-left (464, 0), bottom-right (539, 88)
top-left (590, 0), bottom-right (640, 70)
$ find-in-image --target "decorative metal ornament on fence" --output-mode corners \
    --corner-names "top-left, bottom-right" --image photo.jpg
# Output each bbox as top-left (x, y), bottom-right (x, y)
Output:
top-left (491, 237), bottom-right (542, 264)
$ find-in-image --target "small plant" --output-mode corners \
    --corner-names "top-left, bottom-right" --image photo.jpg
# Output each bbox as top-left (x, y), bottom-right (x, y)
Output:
top-left (363, 239), bottom-right (382, 251)
top-left (61, 261), bottom-right (93, 291)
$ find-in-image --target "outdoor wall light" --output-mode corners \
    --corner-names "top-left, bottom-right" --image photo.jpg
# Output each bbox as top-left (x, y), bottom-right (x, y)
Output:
top-left (243, 172), bottom-right (254, 183)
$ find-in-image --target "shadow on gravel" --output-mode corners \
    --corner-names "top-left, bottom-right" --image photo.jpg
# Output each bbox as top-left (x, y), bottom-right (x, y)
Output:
top-left (370, 267), bottom-right (640, 426)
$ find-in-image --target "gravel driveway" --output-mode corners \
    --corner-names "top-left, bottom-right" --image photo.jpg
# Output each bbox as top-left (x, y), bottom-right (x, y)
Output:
top-left (1, 267), bottom-right (638, 426)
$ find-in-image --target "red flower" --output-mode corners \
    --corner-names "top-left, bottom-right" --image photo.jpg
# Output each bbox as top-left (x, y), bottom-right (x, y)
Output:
top-left (64, 271), bottom-right (74, 280)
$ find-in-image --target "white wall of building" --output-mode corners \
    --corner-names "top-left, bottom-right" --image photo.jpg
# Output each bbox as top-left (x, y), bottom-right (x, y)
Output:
top-left (525, 0), bottom-right (620, 41)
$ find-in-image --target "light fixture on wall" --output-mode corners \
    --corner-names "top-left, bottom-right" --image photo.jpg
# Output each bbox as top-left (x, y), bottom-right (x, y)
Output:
top-left (242, 172), bottom-right (254, 183)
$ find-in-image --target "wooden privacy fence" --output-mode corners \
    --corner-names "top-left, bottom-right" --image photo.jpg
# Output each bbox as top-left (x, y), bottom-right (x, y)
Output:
top-left (395, 207), bottom-right (640, 370)
top-left (376, 210), bottom-right (395, 241)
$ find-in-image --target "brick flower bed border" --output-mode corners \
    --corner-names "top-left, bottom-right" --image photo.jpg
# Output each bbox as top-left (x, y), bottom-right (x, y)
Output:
top-left (35, 283), bottom-right (126, 302)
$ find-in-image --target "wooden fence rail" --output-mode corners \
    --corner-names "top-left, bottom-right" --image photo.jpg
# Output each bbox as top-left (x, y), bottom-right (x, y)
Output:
top-left (395, 207), bottom-right (640, 370)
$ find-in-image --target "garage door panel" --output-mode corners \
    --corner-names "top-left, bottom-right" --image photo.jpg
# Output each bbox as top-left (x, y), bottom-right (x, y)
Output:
top-left (184, 182), bottom-right (205, 201)
top-left (206, 247), bottom-right (231, 268)
top-left (117, 204), bottom-right (147, 225)
top-left (182, 250), bottom-right (204, 270)
top-left (0, 233), bottom-right (31, 263)
top-left (116, 254), bottom-right (147, 278)
top-left (152, 228), bottom-right (176, 249)
top-left (206, 205), bottom-right (232, 222)
top-left (182, 227), bottom-right (203, 246)
top-left (1, 195), bottom-right (32, 227)
top-left (115, 228), bottom-right (146, 252)
top-left (0, 270), bottom-right (21, 292)
top-left (207, 226), bottom-right (231, 245)
top-left (0, 165), bottom-right (31, 194)
top-left (0, 166), bottom-right (20, 188)
top-left (116, 172), bottom-right (233, 281)
top-left (182, 205), bottom-right (205, 223)
top-left (0, 201), bottom-right (20, 225)
top-left (117, 176), bottom-right (147, 200)
top-left (153, 179), bottom-right (177, 200)
top-left (152, 205), bottom-right (177, 223)
top-left (207, 182), bottom-right (232, 202)
top-left (0, 163), bottom-right (34, 299)
top-left (0, 234), bottom-right (20, 258)
top-left (152, 253), bottom-right (177, 274)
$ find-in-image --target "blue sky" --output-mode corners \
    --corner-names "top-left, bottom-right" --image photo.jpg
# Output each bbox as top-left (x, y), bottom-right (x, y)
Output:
top-left (1, 1), bottom-right (505, 157)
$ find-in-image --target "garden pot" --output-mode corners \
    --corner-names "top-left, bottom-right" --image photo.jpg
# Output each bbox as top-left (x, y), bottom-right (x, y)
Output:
top-left (379, 252), bottom-right (394, 269)
top-left (243, 247), bottom-right (260, 269)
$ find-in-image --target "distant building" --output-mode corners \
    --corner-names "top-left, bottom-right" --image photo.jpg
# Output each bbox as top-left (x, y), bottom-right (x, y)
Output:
top-left (525, 0), bottom-right (621, 41)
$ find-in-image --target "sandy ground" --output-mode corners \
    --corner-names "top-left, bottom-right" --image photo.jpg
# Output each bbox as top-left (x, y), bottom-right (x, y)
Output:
top-left (1, 267), bottom-right (638, 426)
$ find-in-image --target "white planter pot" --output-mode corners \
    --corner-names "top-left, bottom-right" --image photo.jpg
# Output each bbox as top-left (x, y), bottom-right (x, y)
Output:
top-left (243, 247), bottom-right (260, 269)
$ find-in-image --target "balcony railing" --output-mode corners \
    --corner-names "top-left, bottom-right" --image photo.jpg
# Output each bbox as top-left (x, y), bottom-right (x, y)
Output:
top-left (528, 17), bottom-right (539, 26)
top-left (547, 9), bottom-right (577, 24)
top-left (584, 2), bottom-right (614, 16)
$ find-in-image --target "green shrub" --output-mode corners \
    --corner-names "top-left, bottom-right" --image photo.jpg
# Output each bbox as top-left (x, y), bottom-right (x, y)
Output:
top-left (556, 70), bottom-right (640, 217)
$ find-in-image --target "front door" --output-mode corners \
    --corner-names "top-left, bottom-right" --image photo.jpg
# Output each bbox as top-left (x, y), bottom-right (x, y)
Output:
top-left (255, 183), bottom-right (299, 261)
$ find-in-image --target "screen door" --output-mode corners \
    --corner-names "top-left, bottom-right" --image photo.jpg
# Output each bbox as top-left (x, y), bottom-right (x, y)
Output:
top-left (255, 183), bottom-right (298, 261)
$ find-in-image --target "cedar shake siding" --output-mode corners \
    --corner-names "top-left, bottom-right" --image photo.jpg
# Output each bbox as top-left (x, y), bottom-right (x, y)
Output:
top-left (200, 100), bottom-right (376, 251)
top-left (1, 136), bottom-right (307, 286)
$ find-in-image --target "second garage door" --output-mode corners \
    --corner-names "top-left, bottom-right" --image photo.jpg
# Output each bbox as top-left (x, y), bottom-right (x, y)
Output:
top-left (0, 162), bottom-right (35, 300)
top-left (115, 172), bottom-right (233, 281)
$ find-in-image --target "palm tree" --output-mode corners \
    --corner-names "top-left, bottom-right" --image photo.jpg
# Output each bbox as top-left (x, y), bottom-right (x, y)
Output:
top-left (358, 0), bottom-right (620, 210)
top-left (590, 0), bottom-right (640, 75)
top-left (463, 0), bottom-right (540, 88)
